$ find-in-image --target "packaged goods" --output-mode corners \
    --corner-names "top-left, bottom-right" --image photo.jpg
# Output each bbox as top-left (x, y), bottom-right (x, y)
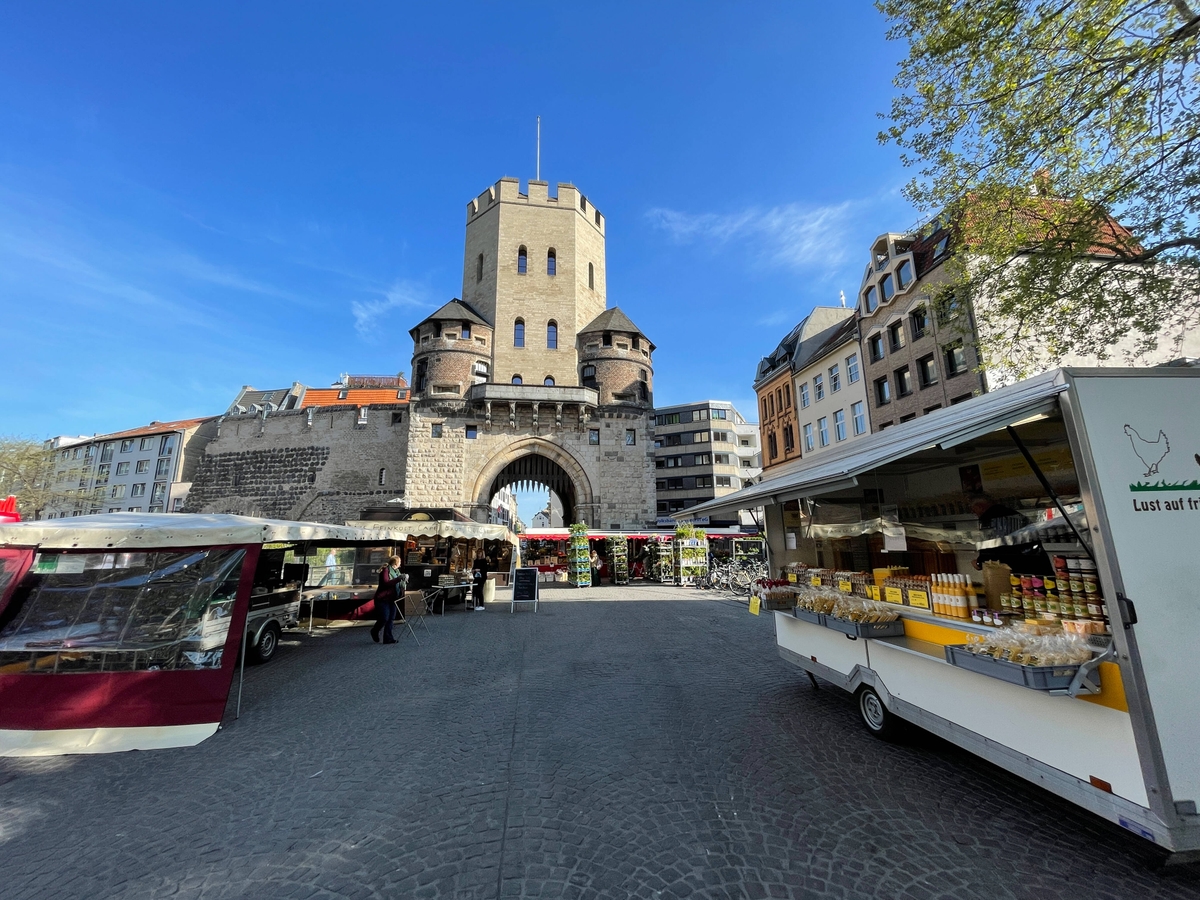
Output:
top-left (962, 625), bottom-right (1094, 667)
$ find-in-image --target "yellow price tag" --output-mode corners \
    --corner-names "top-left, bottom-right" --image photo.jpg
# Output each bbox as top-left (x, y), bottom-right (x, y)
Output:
top-left (787, 573), bottom-right (797, 583)
top-left (749, 595), bottom-right (761, 616)
top-left (884, 586), bottom-right (904, 605)
top-left (810, 576), bottom-right (822, 586)
top-left (866, 585), bottom-right (881, 601)
top-left (908, 589), bottom-right (930, 609)
top-left (838, 580), bottom-right (853, 593)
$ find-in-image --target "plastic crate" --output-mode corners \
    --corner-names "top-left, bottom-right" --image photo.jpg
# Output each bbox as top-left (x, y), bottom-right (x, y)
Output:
top-left (822, 616), bottom-right (905, 639)
top-left (793, 608), bottom-right (825, 625)
top-left (944, 645), bottom-right (1082, 690)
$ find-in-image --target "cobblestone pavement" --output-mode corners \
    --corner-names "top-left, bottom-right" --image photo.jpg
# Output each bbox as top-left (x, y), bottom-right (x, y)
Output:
top-left (2, 587), bottom-right (1199, 900)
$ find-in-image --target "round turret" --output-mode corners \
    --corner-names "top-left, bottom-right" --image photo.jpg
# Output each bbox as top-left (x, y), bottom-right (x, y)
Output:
top-left (409, 300), bottom-right (493, 399)
top-left (576, 307), bottom-right (654, 408)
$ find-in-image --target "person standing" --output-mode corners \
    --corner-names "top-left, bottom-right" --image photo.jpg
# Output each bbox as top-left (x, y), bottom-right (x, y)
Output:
top-left (371, 555), bottom-right (404, 643)
top-left (590, 548), bottom-right (602, 586)
top-left (472, 552), bottom-right (489, 610)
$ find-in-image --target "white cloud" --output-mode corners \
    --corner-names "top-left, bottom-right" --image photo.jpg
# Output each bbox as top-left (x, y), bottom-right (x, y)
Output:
top-left (645, 200), bottom-right (857, 273)
top-left (351, 280), bottom-right (431, 339)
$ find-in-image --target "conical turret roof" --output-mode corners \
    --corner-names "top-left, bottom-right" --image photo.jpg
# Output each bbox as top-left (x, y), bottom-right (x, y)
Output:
top-left (579, 307), bottom-right (655, 351)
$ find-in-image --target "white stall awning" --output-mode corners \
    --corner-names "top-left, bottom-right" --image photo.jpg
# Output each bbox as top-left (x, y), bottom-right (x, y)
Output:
top-left (680, 368), bottom-right (1071, 519)
top-left (0, 513), bottom-right (413, 550)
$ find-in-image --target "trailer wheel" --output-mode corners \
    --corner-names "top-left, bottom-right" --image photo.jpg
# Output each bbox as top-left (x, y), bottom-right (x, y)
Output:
top-left (249, 622), bottom-right (281, 665)
top-left (856, 685), bottom-right (903, 740)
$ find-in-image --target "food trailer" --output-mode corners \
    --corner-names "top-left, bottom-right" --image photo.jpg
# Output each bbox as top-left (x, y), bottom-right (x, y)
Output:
top-left (0, 513), bottom-right (407, 756)
top-left (681, 368), bottom-right (1200, 858)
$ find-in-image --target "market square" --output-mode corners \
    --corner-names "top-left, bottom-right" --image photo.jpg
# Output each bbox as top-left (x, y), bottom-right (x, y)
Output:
top-left (1, 589), bottom-right (1198, 900)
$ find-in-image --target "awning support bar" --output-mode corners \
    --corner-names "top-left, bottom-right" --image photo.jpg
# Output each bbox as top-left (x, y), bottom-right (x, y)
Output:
top-left (1004, 425), bottom-right (1096, 563)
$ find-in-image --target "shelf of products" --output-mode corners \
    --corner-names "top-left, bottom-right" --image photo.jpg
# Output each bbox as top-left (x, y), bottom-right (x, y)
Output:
top-left (608, 536), bottom-right (628, 586)
top-left (567, 523), bottom-right (591, 587)
top-left (671, 524), bottom-right (708, 585)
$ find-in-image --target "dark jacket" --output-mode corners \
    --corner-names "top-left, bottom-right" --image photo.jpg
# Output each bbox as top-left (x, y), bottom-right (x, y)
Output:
top-left (375, 566), bottom-right (406, 600)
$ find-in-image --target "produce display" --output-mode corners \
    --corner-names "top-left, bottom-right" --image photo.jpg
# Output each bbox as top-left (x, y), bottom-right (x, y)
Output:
top-left (566, 523), bottom-right (591, 587)
top-left (671, 524), bottom-right (708, 586)
top-left (608, 535), bottom-right (628, 586)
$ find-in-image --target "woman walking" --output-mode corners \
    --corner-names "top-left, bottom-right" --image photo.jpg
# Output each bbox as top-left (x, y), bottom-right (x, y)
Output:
top-left (371, 555), bottom-right (404, 644)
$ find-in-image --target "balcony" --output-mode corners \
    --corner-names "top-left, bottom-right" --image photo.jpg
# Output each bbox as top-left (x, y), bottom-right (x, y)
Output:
top-left (464, 383), bottom-right (599, 405)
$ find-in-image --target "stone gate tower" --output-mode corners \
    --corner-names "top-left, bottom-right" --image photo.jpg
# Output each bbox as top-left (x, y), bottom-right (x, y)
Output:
top-left (462, 177), bottom-right (607, 389)
top-left (402, 177), bottom-right (657, 529)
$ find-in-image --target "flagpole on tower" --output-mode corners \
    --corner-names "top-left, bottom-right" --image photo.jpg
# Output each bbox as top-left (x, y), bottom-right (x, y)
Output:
top-left (536, 116), bottom-right (541, 181)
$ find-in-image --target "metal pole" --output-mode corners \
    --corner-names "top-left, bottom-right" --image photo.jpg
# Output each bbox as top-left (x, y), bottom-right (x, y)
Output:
top-left (235, 622), bottom-right (247, 719)
top-left (536, 116), bottom-right (541, 181)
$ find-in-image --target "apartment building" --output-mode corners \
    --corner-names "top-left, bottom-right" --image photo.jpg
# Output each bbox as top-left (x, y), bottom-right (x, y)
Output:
top-left (41, 417), bottom-right (219, 518)
top-left (792, 313), bottom-right (871, 456)
top-left (651, 400), bottom-right (761, 527)
top-left (755, 307), bottom-right (861, 472)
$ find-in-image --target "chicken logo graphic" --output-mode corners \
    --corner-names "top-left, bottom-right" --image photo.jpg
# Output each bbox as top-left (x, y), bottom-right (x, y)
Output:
top-left (1123, 424), bottom-right (1170, 477)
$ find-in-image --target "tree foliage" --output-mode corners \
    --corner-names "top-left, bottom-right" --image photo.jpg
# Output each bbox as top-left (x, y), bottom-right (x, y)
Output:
top-left (0, 437), bottom-right (69, 520)
top-left (880, 0), bottom-right (1200, 377)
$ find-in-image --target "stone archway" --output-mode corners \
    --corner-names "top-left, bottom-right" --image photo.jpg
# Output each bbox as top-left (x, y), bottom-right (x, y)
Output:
top-left (472, 439), bottom-right (595, 526)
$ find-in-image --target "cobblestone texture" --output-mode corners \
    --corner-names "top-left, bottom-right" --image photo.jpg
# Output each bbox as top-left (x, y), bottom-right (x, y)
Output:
top-left (1, 588), bottom-right (1198, 899)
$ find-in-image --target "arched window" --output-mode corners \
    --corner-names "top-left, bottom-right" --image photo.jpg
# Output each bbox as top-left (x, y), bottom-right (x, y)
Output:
top-left (512, 375), bottom-right (523, 385)
top-left (547, 320), bottom-right (558, 349)
top-left (517, 246), bottom-right (527, 275)
top-left (514, 318), bottom-right (525, 348)
top-left (582, 365), bottom-right (597, 389)
top-left (476, 253), bottom-right (484, 283)
top-left (588, 262), bottom-right (594, 290)
top-left (544, 376), bottom-right (555, 386)
top-left (547, 248), bottom-right (556, 276)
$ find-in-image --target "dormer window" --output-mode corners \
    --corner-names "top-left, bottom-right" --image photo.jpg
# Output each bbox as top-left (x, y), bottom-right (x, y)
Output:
top-left (880, 273), bottom-right (895, 301)
top-left (863, 285), bottom-right (879, 314)
top-left (517, 246), bottom-right (527, 274)
top-left (896, 258), bottom-right (913, 288)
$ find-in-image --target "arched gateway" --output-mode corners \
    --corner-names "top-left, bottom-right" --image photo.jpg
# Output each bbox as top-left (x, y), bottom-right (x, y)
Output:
top-left (472, 440), bottom-right (594, 527)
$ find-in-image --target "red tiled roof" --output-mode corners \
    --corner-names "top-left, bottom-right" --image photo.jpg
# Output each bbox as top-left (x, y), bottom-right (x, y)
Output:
top-left (98, 417), bottom-right (218, 441)
top-left (300, 388), bottom-right (410, 409)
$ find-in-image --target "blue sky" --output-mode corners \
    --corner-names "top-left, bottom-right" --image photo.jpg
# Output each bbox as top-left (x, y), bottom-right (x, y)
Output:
top-left (0, 3), bottom-right (917, 515)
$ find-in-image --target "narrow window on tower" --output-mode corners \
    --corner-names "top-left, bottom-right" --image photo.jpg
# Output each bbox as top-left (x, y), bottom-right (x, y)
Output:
top-left (476, 253), bottom-right (484, 283)
top-left (582, 365), bottom-right (597, 389)
top-left (547, 320), bottom-right (558, 349)
top-left (588, 262), bottom-right (594, 290)
top-left (517, 246), bottom-right (527, 275)
top-left (544, 376), bottom-right (555, 386)
top-left (514, 318), bottom-right (525, 348)
top-left (547, 248), bottom-right (556, 276)
top-left (512, 375), bottom-right (523, 385)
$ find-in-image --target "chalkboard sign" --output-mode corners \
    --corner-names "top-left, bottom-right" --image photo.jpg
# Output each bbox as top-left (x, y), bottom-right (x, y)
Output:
top-left (511, 567), bottom-right (539, 612)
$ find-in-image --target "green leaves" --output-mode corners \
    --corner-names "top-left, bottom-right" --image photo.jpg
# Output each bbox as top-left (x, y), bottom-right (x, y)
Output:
top-left (880, 0), bottom-right (1200, 376)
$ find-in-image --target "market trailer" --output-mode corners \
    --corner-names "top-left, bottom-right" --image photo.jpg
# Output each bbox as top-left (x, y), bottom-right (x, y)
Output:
top-left (683, 368), bottom-right (1200, 858)
top-left (0, 514), bottom-right (408, 756)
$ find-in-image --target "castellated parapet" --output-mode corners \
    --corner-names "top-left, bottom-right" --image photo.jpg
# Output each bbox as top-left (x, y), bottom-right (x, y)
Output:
top-left (466, 178), bottom-right (604, 235)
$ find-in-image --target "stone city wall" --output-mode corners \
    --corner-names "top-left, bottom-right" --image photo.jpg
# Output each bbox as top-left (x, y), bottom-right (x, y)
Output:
top-left (184, 404), bottom-right (409, 523)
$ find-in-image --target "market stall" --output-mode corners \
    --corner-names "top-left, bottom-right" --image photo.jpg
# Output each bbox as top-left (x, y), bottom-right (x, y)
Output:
top-left (680, 368), bottom-right (1200, 858)
top-left (0, 513), bottom-right (410, 756)
top-left (348, 510), bottom-right (517, 611)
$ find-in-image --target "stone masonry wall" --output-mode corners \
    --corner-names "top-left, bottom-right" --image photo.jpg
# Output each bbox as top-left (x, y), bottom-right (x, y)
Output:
top-left (184, 404), bottom-right (409, 523)
top-left (403, 397), bottom-right (656, 529)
